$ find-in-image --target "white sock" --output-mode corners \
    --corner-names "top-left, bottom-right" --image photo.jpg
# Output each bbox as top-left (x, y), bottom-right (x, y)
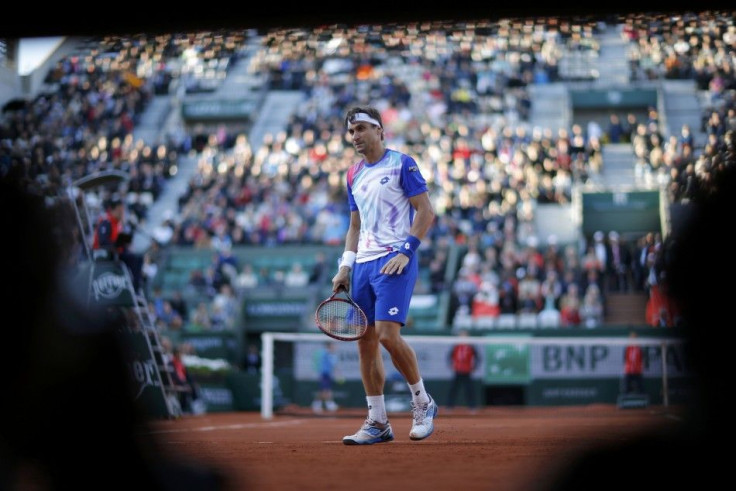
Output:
top-left (408, 379), bottom-right (429, 405)
top-left (367, 395), bottom-right (388, 423)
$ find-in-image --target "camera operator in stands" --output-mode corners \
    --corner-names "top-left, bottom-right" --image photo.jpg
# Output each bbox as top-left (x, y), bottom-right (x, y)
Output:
top-left (93, 195), bottom-right (145, 294)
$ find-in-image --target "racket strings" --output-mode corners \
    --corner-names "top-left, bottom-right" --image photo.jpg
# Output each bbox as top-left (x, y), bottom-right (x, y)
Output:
top-left (316, 299), bottom-right (366, 337)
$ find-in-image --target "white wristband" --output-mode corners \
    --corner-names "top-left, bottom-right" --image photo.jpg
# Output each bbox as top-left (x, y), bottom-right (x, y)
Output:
top-left (339, 251), bottom-right (356, 269)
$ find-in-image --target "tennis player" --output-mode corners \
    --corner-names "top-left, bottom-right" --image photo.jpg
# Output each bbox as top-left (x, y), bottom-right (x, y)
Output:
top-left (333, 106), bottom-right (437, 445)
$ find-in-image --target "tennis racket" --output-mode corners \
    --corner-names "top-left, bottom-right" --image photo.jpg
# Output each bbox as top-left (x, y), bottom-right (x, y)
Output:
top-left (315, 286), bottom-right (368, 341)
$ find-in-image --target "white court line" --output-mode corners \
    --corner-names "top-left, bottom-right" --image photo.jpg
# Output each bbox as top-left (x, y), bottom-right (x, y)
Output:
top-left (148, 419), bottom-right (306, 435)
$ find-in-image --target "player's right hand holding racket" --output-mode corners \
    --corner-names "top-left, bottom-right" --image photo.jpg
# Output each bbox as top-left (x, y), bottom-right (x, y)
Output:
top-left (315, 286), bottom-right (368, 341)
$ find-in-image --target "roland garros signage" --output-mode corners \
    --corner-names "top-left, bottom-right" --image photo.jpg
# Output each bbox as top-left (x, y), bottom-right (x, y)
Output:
top-left (90, 261), bottom-right (135, 306)
top-left (92, 271), bottom-right (127, 301)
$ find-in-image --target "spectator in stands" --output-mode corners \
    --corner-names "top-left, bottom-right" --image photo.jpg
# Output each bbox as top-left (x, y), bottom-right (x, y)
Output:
top-left (538, 290), bottom-right (562, 328)
top-left (559, 283), bottom-right (582, 327)
top-left (202, 265), bottom-right (222, 298)
top-left (461, 239), bottom-right (483, 272)
top-left (677, 123), bottom-right (695, 150)
top-left (284, 262), bottom-right (310, 288)
top-left (580, 244), bottom-right (605, 280)
top-left (542, 235), bottom-right (564, 274)
top-left (624, 112), bottom-right (639, 143)
top-left (579, 283), bottom-right (604, 328)
top-left (168, 290), bottom-right (189, 323)
top-left (606, 113), bottom-right (626, 143)
top-left (452, 267), bottom-right (481, 317)
top-left (478, 261), bottom-right (501, 292)
top-left (156, 300), bottom-right (184, 331)
top-left (540, 268), bottom-right (564, 312)
top-left (471, 280), bottom-right (501, 319)
top-left (309, 251), bottom-right (329, 286)
top-left (516, 267), bottom-right (542, 313)
top-left (235, 263), bottom-right (259, 290)
top-left (157, 306), bottom-right (185, 346)
top-left (209, 303), bottom-right (230, 331)
top-left (150, 287), bottom-right (167, 317)
top-left (589, 231), bottom-right (608, 291)
top-left (633, 233), bottom-right (654, 292)
top-left (498, 269), bottom-right (519, 315)
top-left (211, 223), bottom-right (233, 253)
top-left (185, 268), bottom-right (209, 297)
top-left (428, 249), bottom-right (449, 294)
top-left (212, 283), bottom-right (238, 329)
top-left (189, 301), bottom-right (212, 332)
top-left (140, 249), bottom-right (159, 297)
top-left (256, 266), bottom-right (274, 286)
top-left (606, 231), bottom-right (633, 293)
top-left (270, 268), bottom-right (286, 287)
top-left (213, 245), bottom-right (239, 286)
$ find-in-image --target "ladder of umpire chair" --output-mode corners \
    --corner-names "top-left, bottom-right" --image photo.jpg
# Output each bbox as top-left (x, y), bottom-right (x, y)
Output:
top-left (131, 286), bottom-right (188, 416)
top-left (87, 254), bottom-right (182, 418)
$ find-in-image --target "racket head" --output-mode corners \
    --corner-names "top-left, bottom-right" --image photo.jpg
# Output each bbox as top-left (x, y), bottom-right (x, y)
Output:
top-left (314, 291), bottom-right (368, 341)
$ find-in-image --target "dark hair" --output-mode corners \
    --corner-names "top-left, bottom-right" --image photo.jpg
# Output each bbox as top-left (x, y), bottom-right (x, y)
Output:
top-left (107, 197), bottom-right (123, 209)
top-left (345, 106), bottom-right (383, 129)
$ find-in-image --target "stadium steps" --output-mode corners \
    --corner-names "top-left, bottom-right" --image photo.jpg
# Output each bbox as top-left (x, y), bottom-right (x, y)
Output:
top-left (211, 33), bottom-right (268, 100)
top-left (528, 82), bottom-right (571, 131)
top-left (247, 90), bottom-right (306, 150)
top-left (598, 143), bottom-right (638, 191)
top-left (604, 292), bottom-right (648, 326)
top-left (133, 94), bottom-right (174, 146)
top-left (660, 79), bottom-right (708, 149)
top-left (131, 153), bottom-right (200, 253)
top-left (594, 22), bottom-right (630, 87)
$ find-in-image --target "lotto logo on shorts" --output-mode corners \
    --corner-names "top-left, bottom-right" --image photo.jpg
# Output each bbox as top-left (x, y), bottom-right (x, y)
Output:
top-left (389, 307), bottom-right (399, 315)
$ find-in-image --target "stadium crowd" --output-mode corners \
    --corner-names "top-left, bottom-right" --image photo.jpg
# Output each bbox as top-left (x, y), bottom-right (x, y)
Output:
top-left (1, 11), bottom-right (735, 341)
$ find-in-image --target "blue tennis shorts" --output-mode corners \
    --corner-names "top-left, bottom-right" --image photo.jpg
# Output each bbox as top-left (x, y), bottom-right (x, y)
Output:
top-left (319, 373), bottom-right (333, 390)
top-left (351, 251), bottom-right (418, 326)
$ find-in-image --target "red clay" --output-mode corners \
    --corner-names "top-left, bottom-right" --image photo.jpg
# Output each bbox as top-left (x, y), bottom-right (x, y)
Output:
top-left (148, 404), bottom-right (685, 491)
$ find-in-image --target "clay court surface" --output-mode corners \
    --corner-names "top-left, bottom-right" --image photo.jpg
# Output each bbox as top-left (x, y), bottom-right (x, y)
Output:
top-left (148, 404), bottom-right (686, 490)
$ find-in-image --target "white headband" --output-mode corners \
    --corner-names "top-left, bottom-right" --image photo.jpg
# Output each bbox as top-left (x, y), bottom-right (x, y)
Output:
top-left (348, 112), bottom-right (382, 129)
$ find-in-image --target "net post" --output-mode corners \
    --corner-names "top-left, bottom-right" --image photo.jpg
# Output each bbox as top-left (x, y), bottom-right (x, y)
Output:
top-left (261, 332), bottom-right (274, 419)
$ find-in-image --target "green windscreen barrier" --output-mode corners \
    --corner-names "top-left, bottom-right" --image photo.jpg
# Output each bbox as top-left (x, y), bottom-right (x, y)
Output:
top-left (582, 190), bottom-right (662, 237)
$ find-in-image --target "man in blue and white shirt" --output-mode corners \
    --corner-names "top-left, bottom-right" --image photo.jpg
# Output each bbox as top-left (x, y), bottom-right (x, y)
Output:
top-left (333, 106), bottom-right (438, 445)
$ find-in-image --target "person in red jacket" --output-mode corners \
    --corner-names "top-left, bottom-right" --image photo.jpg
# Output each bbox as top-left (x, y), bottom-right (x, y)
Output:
top-left (93, 197), bottom-right (125, 253)
top-left (446, 329), bottom-right (480, 411)
top-left (93, 196), bottom-right (144, 293)
top-left (623, 331), bottom-right (644, 394)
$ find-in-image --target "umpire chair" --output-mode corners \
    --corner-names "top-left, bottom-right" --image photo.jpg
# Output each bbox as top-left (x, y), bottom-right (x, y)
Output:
top-left (66, 171), bottom-right (184, 419)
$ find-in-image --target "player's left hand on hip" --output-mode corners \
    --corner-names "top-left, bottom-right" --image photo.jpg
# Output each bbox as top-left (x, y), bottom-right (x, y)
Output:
top-left (381, 253), bottom-right (409, 275)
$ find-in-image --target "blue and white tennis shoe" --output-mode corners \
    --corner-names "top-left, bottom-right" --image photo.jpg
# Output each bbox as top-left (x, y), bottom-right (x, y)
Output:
top-left (343, 418), bottom-right (394, 445)
top-left (409, 394), bottom-right (438, 441)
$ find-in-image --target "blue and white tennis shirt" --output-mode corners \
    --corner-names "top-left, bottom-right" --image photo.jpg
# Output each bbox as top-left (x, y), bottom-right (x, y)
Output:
top-left (346, 148), bottom-right (429, 263)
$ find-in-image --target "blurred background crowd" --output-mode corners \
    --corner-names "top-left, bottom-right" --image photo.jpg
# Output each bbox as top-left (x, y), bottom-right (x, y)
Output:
top-left (1, 9), bottom-right (735, 366)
